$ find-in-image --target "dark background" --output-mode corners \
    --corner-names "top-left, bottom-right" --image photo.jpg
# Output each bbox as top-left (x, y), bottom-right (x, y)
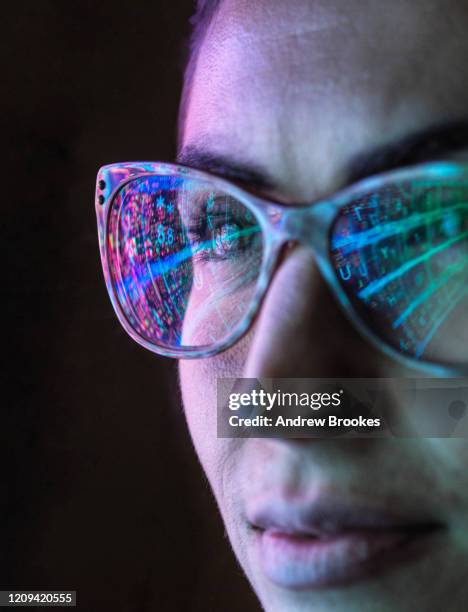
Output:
top-left (3, 2), bottom-right (258, 610)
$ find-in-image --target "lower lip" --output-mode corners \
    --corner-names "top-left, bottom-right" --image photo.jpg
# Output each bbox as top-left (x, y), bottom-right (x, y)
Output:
top-left (256, 527), bottom-right (437, 590)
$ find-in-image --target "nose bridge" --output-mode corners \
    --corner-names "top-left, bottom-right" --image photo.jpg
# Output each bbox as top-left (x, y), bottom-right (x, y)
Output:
top-left (279, 201), bottom-right (336, 253)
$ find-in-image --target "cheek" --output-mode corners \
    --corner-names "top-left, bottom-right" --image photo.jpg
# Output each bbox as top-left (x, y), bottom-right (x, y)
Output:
top-left (425, 439), bottom-right (468, 506)
top-left (178, 334), bottom-right (252, 493)
top-left (179, 357), bottom-right (218, 474)
top-left (417, 438), bottom-right (468, 546)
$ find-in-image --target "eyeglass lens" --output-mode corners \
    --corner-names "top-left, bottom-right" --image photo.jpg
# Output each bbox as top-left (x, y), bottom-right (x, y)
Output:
top-left (330, 179), bottom-right (468, 367)
top-left (107, 175), bottom-right (264, 350)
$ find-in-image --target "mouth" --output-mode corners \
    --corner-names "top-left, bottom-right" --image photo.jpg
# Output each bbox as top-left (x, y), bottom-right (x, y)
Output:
top-left (247, 498), bottom-right (445, 590)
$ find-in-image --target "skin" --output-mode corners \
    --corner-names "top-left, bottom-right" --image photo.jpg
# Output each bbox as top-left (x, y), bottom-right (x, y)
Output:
top-left (178, 1), bottom-right (468, 610)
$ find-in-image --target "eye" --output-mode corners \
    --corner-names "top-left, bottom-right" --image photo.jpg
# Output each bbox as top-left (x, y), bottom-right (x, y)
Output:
top-left (189, 210), bottom-right (261, 261)
top-left (213, 222), bottom-right (242, 256)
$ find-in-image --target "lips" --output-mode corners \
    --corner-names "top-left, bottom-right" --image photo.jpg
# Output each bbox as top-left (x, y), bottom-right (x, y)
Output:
top-left (247, 496), bottom-right (444, 590)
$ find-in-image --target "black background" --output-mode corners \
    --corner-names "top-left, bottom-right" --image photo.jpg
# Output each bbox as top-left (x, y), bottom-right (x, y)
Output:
top-left (3, 2), bottom-right (258, 610)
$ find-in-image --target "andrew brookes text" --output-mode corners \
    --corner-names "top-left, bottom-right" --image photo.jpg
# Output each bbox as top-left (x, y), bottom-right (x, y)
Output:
top-left (228, 414), bottom-right (381, 428)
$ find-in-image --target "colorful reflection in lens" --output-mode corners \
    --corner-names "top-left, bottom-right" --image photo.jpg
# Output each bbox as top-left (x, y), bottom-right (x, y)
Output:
top-left (331, 180), bottom-right (468, 366)
top-left (107, 176), bottom-right (263, 349)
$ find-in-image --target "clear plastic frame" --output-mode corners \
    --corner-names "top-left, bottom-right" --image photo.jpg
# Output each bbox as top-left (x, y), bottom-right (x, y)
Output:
top-left (95, 160), bottom-right (468, 375)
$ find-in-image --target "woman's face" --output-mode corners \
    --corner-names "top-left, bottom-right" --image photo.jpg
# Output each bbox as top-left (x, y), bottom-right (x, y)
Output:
top-left (178, 1), bottom-right (468, 610)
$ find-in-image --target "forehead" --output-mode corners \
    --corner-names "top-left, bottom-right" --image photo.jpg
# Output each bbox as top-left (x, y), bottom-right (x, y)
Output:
top-left (182, 0), bottom-right (468, 200)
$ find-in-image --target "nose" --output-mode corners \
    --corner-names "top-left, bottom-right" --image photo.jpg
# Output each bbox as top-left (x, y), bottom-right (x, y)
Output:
top-left (243, 244), bottom-right (391, 378)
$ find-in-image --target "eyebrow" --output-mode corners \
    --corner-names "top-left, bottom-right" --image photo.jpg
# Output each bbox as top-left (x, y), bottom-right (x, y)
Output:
top-left (177, 120), bottom-right (468, 196)
top-left (176, 146), bottom-right (275, 192)
top-left (347, 120), bottom-right (468, 184)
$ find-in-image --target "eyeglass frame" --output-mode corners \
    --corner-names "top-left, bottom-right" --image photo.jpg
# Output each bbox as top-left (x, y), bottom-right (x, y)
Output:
top-left (95, 160), bottom-right (468, 376)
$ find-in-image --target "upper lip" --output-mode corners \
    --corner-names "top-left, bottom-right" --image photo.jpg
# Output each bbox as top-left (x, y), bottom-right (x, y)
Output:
top-left (247, 494), bottom-right (444, 538)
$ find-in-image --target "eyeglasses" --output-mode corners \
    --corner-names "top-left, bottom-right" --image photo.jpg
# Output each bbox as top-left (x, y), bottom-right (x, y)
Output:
top-left (95, 161), bottom-right (468, 375)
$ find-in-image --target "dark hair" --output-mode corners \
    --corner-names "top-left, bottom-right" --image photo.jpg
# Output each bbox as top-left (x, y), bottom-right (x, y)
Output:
top-left (177, 0), bottom-right (222, 151)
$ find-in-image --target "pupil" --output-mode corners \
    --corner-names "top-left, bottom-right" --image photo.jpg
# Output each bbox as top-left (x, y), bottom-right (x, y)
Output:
top-left (213, 223), bottom-right (240, 255)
